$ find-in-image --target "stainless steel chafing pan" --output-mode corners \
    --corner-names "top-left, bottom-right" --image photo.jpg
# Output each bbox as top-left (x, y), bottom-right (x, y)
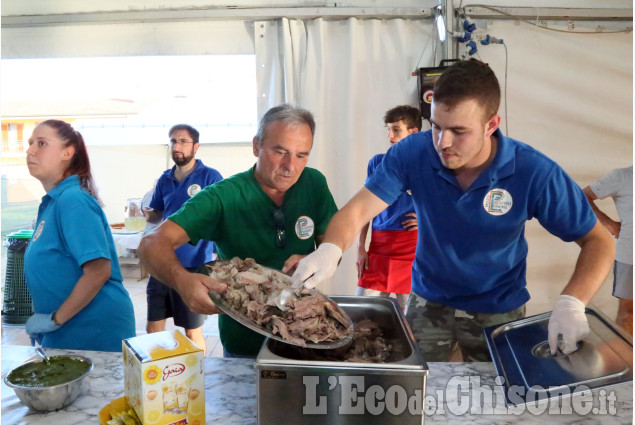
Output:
top-left (256, 296), bottom-right (429, 425)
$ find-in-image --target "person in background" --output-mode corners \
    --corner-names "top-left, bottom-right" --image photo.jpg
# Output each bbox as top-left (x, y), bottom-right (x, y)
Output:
top-left (356, 105), bottom-right (421, 310)
top-left (583, 166), bottom-right (633, 335)
top-left (23, 119), bottom-right (135, 352)
top-left (144, 124), bottom-right (223, 354)
top-left (292, 59), bottom-right (615, 361)
top-left (138, 104), bottom-right (338, 358)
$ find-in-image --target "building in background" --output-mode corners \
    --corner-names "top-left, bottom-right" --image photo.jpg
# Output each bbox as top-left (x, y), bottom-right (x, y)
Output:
top-left (1, 119), bottom-right (50, 231)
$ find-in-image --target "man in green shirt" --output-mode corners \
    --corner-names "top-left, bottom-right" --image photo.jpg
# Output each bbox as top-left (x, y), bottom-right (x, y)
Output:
top-left (138, 104), bottom-right (338, 357)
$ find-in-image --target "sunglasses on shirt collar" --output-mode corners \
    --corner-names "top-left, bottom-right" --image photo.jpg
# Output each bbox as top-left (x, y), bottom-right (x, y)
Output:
top-left (272, 207), bottom-right (286, 249)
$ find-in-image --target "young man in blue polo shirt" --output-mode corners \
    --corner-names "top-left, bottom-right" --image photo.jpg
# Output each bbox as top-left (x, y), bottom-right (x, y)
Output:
top-left (293, 59), bottom-right (615, 361)
top-left (144, 124), bottom-right (223, 354)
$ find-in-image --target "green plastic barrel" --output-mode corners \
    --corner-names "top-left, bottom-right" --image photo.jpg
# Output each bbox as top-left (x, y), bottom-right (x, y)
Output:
top-left (3, 230), bottom-right (35, 324)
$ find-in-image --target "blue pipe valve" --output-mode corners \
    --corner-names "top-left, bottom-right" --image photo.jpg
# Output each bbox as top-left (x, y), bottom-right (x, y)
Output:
top-left (455, 31), bottom-right (472, 43)
top-left (463, 17), bottom-right (477, 32)
top-left (480, 34), bottom-right (503, 45)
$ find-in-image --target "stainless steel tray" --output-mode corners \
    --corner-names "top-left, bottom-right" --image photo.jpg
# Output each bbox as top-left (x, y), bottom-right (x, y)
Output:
top-left (206, 262), bottom-right (353, 350)
top-left (484, 306), bottom-right (633, 406)
top-left (258, 296), bottom-right (429, 370)
top-left (256, 297), bottom-right (428, 425)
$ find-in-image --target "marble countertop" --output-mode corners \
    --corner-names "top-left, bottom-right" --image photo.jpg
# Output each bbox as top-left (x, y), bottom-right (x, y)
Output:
top-left (2, 345), bottom-right (632, 424)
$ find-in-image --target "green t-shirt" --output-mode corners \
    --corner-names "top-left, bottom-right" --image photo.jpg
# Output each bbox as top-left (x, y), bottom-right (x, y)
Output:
top-left (170, 166), bottom-right (338, 356)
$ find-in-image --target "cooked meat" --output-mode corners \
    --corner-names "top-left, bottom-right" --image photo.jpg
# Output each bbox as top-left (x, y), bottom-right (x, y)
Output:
top-left (344, 319), bottom-right (392, 362)
top-left (323, 296), bottom-right (352, 328)
top-left (287, 295), bottom-right (326, 321)
top-left (271, 316), bottom-right (306, 346)
top-left (270, 319), bottom-right (393, 363)
top-left (236, 271), bottom-right (269, 286)
top-left (247, 301), bottom-right (277, 325)
top-left (207, 257), bottom-right (352, 347)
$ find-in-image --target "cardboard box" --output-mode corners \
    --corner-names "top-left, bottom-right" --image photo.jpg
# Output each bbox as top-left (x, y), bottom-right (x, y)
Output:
top-left (123, 330), bottom-right (205, 425)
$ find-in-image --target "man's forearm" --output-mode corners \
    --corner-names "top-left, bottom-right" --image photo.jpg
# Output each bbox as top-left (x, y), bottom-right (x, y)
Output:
top-left (322, 212), bottom-right (360, 252)
top-left (138, 233), bottom-right (188, 292)
top-left (561, 221), bottom-right (615, 304)
top-left (291, 188), bottom-right (389, 289)
top-left (323, 188), bottom-right (388, 252)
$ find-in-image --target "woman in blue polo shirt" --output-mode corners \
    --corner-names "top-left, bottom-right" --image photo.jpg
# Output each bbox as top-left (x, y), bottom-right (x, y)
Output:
top-left (23, 119), bottom-right (135, 352)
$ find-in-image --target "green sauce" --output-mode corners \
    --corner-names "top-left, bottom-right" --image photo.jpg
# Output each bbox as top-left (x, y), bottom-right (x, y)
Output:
top-left (7, 356), bottom-right (91, 387)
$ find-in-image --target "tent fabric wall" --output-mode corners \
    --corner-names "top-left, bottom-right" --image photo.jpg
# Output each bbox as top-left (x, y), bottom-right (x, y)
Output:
top-left (256, 18), bottom-right (437, 202)
top-left (255, 17), bottom-right (437, 294)
top-left (471, 20), bottom-right (632, 178)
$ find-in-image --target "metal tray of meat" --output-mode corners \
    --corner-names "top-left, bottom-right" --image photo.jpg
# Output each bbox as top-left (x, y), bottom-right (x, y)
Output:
top-left (206, 260), bottom-right (353, 350)
top-left (256, 296), bottom-right (428, 425)
top-left (258, 296), bottom-right (428, 368)
top-left (484, 306), bottom-right (633, 407)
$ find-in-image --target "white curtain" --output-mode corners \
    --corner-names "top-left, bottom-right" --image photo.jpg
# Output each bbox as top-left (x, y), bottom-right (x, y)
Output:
top-left (470, 20), bottom-right (632, 181)
top-left (255, 17), bottom-right (436, 295)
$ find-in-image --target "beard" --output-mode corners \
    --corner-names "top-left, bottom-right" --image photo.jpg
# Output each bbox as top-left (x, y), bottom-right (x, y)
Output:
top-left (172, 151), bottom-right (195, 166)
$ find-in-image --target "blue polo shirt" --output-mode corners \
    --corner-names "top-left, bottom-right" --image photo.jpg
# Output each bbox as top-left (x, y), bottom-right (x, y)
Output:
top-left (150, 159), bottom-right (223, 267)
top-left (366, 154), bottom-right (416, 231)
top-left (366, 129), bottom-right (596, 313)
top-left (24, 175), bottom-right (135, 352)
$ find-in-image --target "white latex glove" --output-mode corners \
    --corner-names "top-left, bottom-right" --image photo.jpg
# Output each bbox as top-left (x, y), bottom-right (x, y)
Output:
top-left (548, 295), bottom-right (589, 355)
top-left (291, 242), bottom-right (342, 290)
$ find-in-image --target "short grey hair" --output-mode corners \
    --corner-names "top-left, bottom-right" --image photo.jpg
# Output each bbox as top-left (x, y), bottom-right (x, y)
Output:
top-left (254, 104), bottom-right (316, 145)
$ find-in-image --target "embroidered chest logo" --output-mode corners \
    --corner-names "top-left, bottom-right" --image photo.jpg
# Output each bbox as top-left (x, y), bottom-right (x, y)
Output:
top-left (187, 184), bottom-right (202, 198)
top-left (295, 216), bottom-right (315, 240)
top-left (483, 188), bottom-right (513, 216)
top-left (33, 221), bottom-right (45, 241)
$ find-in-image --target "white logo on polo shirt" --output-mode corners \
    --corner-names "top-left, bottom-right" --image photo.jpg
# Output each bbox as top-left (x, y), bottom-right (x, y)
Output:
top-left (33, 221), bottom-right (45, 241)
top-left (187, 184), bottom-right (202, 198)
top-left (295, 216), bottom-right (315, 240)
top-left (483, 188), bottom-right (513, 216)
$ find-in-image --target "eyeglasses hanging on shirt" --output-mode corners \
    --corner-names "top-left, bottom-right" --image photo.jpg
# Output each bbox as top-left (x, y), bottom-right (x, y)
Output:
top-left (272, 207), bottom-right (286, 249)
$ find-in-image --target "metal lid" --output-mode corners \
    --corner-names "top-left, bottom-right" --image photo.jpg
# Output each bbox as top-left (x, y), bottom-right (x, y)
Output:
top-left (485, 306), bottom-right (632, 406)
